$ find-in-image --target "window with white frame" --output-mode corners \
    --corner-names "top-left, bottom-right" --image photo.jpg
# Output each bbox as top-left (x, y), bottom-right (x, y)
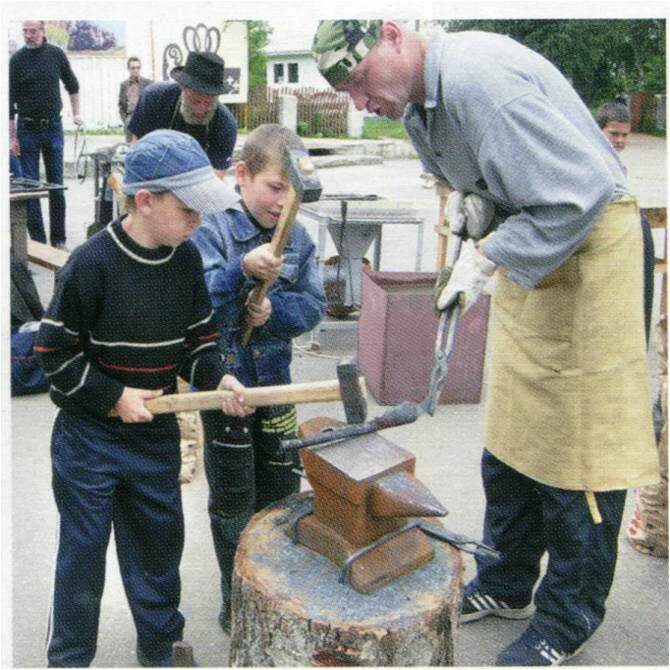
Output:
top-left (288, 62), bottom-right (299, 83)
top-left (273, 63), bottom-right (284, 84)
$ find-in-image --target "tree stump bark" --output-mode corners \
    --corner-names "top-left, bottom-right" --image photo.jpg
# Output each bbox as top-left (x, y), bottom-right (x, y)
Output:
top-left (230, 493), bottom-right (464, 667)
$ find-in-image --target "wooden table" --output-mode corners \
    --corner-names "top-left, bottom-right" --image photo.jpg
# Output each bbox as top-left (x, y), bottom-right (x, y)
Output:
top-left (10, 190), bottom-right (51, 264)
top-left (10, 179), bottom-right (68, 264)
top-left (641, 207), bottom-right (667, 314)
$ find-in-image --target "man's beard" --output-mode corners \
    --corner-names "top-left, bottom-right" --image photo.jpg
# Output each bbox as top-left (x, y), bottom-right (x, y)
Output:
top-left (179, 93), bottom-right (217, 126)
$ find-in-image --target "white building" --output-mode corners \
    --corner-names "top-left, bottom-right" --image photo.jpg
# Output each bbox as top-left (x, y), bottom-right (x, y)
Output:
top-left (264, 19), bottom-right (440, 90)
top-left (265, 49), bottom-right (325, 89)
top-left (263, 20), bottom-right (323, 90)
top-left (263, 19), bottom-right (369, 136)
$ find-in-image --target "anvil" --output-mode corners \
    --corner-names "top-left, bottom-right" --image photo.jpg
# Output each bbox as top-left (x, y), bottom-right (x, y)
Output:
top-left (291, 429), bottom-right (447, 594)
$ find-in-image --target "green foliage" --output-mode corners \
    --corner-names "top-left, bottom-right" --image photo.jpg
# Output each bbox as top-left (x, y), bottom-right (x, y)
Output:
top-left (247, 20), bottom-right (271, 88)
top-left (312, 110), bottom-right (325, 133)
top-left (296, 121), bottom-right (309, 136)
top-left (361, 118), bottom-right (408, 140)
top-left (641, 53), bottom-right (666, 92)
top-left (445, 19), bottom-right (665, 106)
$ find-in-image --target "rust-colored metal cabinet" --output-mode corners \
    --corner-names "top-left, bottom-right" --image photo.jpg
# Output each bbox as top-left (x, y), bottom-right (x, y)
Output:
top-left (357, 271), bottom-right (490, 405)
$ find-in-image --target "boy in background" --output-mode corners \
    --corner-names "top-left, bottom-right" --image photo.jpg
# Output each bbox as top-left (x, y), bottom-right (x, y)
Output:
top-left (193, 123), bottom-right (326, 632)
top-left (36, 129), bottom-right (252, 667)
top-left (596, 101), bottom-right (631, 152)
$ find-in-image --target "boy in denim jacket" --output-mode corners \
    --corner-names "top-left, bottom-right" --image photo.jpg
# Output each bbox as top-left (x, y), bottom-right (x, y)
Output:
top-left (192, 124), bottom-right (326, 631)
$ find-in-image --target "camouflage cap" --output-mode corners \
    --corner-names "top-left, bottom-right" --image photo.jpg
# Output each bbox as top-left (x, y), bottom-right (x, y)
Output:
top-left (312, 20), bottom-right (383, 87)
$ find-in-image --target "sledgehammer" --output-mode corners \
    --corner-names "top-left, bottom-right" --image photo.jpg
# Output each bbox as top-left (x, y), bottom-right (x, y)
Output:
top-left (109, 361), bottom-right (367, 422)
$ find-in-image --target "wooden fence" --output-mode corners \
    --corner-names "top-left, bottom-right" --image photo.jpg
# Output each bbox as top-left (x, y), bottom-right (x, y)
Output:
top-left (228, 86), bottom-right (349, 136)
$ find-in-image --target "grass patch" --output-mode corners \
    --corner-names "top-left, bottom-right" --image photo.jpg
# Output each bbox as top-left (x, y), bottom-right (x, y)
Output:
top-left (361, 117), bottom-right (408, 140)
top-left (638, 126), bottom-right (666, 138)
top-left (65, 128), bottom-right (125, 136)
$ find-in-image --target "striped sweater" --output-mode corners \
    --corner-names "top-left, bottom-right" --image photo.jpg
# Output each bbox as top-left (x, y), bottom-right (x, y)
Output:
top-left (35, 218), bottom-right (225, 420)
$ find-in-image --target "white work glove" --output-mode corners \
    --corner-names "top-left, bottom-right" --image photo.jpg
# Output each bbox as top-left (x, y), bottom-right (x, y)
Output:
top-left (446, 191), bottom-right (495, 241)
top-left (436, 240), bottom-right (497, 313)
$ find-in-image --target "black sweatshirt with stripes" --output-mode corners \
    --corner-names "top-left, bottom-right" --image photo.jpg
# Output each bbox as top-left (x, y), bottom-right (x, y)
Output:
top-left (35, 218), bottom-right (225, 421)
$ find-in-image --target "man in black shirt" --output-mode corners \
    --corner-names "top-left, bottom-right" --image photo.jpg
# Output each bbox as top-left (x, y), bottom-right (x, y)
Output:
top-left (9, 20), bottom-right (83, 247)
top-left (128, 51), bottom-right (237, 175)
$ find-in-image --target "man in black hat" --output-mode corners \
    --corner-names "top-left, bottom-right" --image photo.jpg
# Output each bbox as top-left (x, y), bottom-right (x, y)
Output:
top-left (128, 51), bottom-right (237, 174)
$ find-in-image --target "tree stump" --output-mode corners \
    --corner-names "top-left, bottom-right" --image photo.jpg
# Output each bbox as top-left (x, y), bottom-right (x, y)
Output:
top-left (230, 493), bottom-right (464, 667)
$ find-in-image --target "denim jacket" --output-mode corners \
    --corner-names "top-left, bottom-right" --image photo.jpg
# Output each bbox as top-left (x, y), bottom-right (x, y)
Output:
top-left (193, 204), bottom-right (326, 387)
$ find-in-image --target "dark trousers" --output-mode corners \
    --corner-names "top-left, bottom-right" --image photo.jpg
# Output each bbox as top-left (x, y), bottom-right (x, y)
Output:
top-left (17, 116), bottom-right (66, 245)
top-left (201, 405), bottom-right (300, 606)
top-left (641, 212), bottom-right (654, 345)
top-left (10, 153), bottom-right (23, 177)
top-left (46, 412), bottom-right (184, 667)
top-left (469, 450), bottom-right (626, 654)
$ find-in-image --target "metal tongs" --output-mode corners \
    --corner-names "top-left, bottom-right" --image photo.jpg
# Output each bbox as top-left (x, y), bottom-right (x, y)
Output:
top-left (420, 235), bottom-right (464, 416)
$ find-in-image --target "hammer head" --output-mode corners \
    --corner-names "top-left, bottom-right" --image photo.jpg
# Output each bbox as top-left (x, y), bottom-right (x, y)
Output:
top-left (337, 359), bottom-right (367, 424)
top-left (285, 147), bottom-right (322, 203)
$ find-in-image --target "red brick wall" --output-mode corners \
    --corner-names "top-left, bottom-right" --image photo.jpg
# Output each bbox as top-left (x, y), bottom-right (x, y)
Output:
top-left (629, 92), bottom-right (657, 132)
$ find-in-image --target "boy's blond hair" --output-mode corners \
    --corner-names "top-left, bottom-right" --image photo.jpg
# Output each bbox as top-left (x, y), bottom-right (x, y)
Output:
top-left (240, 124), bottom-right (306, 177)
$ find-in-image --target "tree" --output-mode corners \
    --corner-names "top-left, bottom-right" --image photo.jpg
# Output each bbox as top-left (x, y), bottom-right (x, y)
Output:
top-left (444, 19), bottom-right (665, 107)
top-left (247, 20), bottom-right (272, 88)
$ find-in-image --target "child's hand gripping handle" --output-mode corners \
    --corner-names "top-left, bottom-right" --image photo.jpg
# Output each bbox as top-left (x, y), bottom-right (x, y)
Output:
top-left (241, 185), bottom-right (300, 346)
top-left (240, 150), bottom-right (321, 346)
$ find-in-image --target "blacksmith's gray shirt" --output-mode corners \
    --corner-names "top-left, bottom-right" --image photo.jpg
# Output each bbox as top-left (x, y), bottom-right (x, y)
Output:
top-left (403, 30), bottom-right (628, 289)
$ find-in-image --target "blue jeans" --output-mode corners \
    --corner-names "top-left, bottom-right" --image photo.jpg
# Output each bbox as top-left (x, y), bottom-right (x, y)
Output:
top-left (17, 116), bottom-right (66, 245)
top-left (10, 153), bottom-right (23, 177)
top-left (46, 412), bottom-right (184, 667)
top-left (469, 449), bottom-right (626, 654)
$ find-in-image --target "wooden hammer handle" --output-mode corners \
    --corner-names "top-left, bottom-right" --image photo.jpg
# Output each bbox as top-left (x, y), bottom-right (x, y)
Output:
top-left (109, 377), bottom-right (366, 416)
top-left (241, 187), bottom-right (301, 346)
top-left (107, 172), bottom-right (127, 214)
top-left (434, 181), bottom-right (450, 271)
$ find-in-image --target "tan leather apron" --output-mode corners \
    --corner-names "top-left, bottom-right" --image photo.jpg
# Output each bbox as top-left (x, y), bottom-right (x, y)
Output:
top-left (485, 197), bottom-right (659, 491)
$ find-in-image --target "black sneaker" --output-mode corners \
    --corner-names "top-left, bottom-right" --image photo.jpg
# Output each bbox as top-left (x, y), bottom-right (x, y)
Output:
top-left (218, 601), bottom-right (231, 634)
top-left (496, 629), bottom-right (580, 666)
top-left (461, 588), bottom-right (533, 623)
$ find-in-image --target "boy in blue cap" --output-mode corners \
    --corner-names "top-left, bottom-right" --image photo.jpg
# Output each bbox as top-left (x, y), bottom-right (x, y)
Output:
top-left (192, 123), bottom-right (326, 632)
top-left (36, 129), bottom-right (252, 667)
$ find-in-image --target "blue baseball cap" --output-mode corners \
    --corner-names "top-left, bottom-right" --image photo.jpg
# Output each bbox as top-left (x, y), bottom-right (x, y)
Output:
top-left (123, 129), bottom-right (238, 214)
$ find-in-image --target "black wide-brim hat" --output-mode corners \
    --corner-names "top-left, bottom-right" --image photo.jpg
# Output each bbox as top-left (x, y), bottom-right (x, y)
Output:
top-left (171, 51), bottom-right (227, 96)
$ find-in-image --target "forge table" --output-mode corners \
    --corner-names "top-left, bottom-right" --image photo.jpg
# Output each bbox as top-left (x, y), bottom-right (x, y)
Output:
top-left (299, 195), bottom-right (424, 309)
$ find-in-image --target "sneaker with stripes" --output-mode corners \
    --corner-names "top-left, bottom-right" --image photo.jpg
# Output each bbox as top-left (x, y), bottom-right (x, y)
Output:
top-left (460, 588), bottom-right (533, 623)
top-left (496, 628), bottom-right (581, 666)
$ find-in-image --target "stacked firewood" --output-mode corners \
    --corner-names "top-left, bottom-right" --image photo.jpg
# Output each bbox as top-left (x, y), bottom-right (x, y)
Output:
top-left (176, 379), bottom-right (204, 484)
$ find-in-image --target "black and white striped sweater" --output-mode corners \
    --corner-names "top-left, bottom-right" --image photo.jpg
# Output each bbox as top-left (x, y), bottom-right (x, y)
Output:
top-left (35, 218), bottom-right (224, 421)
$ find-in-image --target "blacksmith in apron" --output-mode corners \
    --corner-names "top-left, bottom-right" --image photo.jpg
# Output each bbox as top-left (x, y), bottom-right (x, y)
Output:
top-left (312, 21), bottom-right (659, 666)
